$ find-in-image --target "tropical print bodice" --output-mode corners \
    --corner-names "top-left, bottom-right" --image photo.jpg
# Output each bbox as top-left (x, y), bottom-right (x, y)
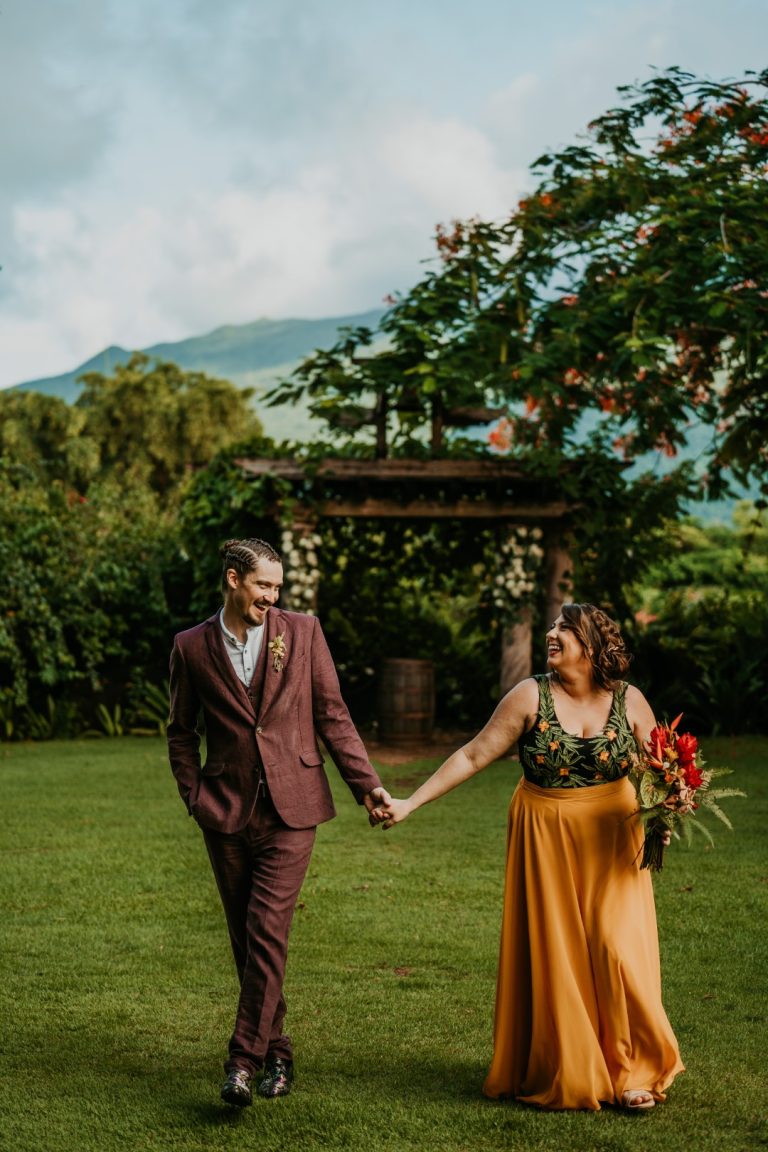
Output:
top-left (518, 675), bottom-right (637, 788)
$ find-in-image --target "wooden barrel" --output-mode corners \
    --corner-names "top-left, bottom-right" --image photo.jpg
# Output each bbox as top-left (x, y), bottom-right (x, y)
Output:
top-left (377, 658), bottom-right (435, 743)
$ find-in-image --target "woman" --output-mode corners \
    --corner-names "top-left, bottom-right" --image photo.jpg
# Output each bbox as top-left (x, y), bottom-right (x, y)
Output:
top-left (372, 603), bottom-right (684, 1111)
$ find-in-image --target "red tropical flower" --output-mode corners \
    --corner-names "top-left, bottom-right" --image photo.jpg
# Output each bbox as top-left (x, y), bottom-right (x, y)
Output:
top-left (675, 732), bottom-right (698, 764)
top-left (649, 725), bottom-right (669, 756)
top-left (683, 763), bottom-right (704, 789)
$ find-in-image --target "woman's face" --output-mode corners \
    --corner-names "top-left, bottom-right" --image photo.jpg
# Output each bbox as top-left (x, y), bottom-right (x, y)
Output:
top-left (545, 614), bottom-right (591, 673)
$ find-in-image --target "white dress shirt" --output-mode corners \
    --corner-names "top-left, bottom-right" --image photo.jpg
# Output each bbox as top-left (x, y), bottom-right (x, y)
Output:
top-left (219, 609), bottom-right (265, 687)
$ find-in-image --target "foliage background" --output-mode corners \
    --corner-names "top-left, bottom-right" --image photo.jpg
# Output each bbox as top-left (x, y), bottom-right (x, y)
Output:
top-left (1, 69), bottom-right (767, 738)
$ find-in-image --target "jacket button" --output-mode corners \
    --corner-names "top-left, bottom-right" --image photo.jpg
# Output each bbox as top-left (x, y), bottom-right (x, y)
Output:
top-left (256, 725), bottom-right (263, 734)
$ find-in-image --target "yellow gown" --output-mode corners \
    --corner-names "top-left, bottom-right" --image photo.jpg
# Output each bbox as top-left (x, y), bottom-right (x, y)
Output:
top-left (483, 677), bottom-right (684, 1110)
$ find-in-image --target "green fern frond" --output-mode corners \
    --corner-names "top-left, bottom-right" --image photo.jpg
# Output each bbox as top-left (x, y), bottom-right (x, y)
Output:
top-left (699, 798), bottom-right (735, 829)
top-left (680, 820), bottom-right (694, 846)
top-left (689, 819), bottom-right (716, 848)
top-left (705, 767), bottom-right (735, 781)
top-left (707, 788), bottom-right (747, 801)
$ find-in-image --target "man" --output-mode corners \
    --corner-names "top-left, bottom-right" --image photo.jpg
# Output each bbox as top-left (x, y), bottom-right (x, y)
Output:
top-left (167, 537), bottom-right (389, 1106)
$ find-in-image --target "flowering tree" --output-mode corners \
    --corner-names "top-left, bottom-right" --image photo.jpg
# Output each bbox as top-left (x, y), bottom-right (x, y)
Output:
top-left (269, 68), bottom-right (768, 499)
top-left (487, 66), bottom-right (768, 496)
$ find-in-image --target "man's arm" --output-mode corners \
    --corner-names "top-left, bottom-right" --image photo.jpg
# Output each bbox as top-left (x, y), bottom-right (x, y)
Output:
top-left (308, 617), bottom-right (387, 807)
top-left (166, 640), bottom-right (203, 812)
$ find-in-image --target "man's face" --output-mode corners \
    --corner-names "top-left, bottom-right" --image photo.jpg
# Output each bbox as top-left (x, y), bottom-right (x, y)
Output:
top-left (227, 559), bottom-right (284, 628)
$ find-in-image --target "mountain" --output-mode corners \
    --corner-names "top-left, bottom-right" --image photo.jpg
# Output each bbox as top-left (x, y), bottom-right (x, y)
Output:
top-left (5, 309), bottom-right (748, 522)
top-left (7, 309), bottom-right (386, 442)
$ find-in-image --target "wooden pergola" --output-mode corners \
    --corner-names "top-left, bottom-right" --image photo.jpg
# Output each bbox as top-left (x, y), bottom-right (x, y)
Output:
top-left (235, 455), bottom-right (573, 689)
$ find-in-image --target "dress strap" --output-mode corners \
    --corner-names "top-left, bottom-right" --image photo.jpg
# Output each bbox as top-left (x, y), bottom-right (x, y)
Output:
top-left (612, 681), bottom-right (628, 722)
top-left (533, 673), bottom-right (550, 713)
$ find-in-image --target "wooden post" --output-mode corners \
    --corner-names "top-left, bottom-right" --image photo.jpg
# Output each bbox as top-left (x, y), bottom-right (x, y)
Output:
top-left (500, 605), bottom-right (533, 695)
top-left (374, 394), bottom-right (388, 459)
top-left (431, 395), bottom-right (444, 454)
top-left (545, 540), bottom-right (573, 627)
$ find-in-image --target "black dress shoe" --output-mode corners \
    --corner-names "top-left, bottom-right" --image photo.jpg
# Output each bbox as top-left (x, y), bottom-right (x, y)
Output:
top-left (221, 1068), bottom-right (252, 1107)
top-left (257, 1055), bottom-right (294, 1098)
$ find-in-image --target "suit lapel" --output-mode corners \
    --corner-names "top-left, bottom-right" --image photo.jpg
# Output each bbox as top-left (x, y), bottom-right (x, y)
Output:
top-left (204, 614), bottom-right (257, 718)
top-left (258, 608), bottom-right (287, 721)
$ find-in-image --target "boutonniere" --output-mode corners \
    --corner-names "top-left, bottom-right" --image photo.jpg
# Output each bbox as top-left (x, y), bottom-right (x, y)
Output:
top-left (268, 632), bottom-right (287, 672)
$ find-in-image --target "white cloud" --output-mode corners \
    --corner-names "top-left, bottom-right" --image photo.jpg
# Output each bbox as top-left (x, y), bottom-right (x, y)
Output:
top-left (377, 113), bottom-right (523, 221)
top-left (2, 0), bottom-right (767, 388)
top-left (0, 96), bottom-right (525, 386)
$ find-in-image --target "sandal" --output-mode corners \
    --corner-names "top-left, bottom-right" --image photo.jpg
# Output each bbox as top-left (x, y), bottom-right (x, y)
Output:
top-left (621, 1089), bottom-right (655, 1111)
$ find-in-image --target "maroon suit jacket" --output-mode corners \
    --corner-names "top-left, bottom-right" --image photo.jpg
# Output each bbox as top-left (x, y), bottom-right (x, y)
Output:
top-left (167, 608), bottom-right (382, 833)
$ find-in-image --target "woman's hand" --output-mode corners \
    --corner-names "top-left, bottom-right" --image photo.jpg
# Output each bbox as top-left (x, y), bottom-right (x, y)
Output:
top-left (369, 797), bottom-right (412, 829)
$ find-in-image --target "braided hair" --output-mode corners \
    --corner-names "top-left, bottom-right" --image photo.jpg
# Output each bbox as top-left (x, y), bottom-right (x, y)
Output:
top-left (559, 603), bottom-right (631, 691)
top-left (219, 537), bottom-right (281, 591)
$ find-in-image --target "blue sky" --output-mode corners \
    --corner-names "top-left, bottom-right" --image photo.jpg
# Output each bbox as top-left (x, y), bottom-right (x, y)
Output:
top-left (1, 0), bottom-right (765, 388)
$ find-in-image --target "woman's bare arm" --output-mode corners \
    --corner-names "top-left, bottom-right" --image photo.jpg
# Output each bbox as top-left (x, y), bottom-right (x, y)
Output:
top-left (376, 678), bottom-right (538, 829)
top-left (625, 684), bottom-right (657, 748)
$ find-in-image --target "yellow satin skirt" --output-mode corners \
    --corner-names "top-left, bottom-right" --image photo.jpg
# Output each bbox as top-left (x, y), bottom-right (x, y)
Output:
top-left (483, 775), bottom-right (684, 1111)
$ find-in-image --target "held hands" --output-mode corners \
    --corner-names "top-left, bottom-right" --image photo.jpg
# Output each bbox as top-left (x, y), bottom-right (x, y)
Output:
top-left (368, 796), bottom-right (412, 830)
top-left (363, 786), bottom-right (392, 822)
top-left (363, 787), bottom-right (412, 829)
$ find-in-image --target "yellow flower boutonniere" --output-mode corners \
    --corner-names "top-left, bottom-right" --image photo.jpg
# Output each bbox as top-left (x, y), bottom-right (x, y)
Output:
top-left (268, 632), bottom-right (287, 672)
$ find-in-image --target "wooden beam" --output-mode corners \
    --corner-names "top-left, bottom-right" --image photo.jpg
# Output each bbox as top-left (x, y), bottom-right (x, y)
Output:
top-left (314, 498), bottom-right (570, 519)
top-left (235, 457), bottom-right (537, 482)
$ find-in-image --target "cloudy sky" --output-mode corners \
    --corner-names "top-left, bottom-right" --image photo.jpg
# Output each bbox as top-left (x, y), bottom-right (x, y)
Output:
top-left (1, 0), bottom-right (765, 388)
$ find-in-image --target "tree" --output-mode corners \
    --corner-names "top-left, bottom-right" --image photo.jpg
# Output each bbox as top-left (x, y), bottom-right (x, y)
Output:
top-left (0, 356), bottom-right (266, 733)
top-left (0, 460), bottom-right (177, 729)
top-left (76, 353), bottom-right (264, 496)
top-left (269, 69), bottom-right (768, 499)
top-left (0, 390), bottom-right (99, 489)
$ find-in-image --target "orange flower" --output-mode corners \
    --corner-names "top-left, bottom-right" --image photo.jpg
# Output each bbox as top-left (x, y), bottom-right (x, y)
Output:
top-left (605, 728), bottom-right (617, 741)
top-left (598, 750), bottom-right (610, 763)
top-left (634, 609), bottom-right (658, 627)
top-left (549, 740), bottom-right (560, 751)
top-left (538, 720), bottom-right (549, 732)
top-left (559, 766), bottom-right (570, 777)
top-left (488, 417), bottom-right (514, 453)
top-left (536, 755), bottom-right (546, 765)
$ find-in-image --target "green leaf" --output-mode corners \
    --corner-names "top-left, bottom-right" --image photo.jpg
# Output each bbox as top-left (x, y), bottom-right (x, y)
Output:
top-left (639, 770), bottom-right (668, 808)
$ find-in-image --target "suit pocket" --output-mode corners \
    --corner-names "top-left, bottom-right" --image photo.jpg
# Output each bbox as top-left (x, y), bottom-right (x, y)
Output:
top-left (299, 750), bottom-right (324, 768)
top-left (201, 760), bottom-right (227, 776)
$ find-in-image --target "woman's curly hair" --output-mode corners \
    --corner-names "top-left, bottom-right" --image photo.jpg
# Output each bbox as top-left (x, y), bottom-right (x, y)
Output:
top-left (559, 603), bottom-right (631, 691)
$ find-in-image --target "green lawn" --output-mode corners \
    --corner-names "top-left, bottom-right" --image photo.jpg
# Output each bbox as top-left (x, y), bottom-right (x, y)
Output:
top-left (0, 736), bottom-right (765, 1152)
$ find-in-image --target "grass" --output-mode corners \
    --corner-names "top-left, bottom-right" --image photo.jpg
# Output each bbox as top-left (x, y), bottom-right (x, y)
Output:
top-left (0, 735), bottom-right (766, 1152)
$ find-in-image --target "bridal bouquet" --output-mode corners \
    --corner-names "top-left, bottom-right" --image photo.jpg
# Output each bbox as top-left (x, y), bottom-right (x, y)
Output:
top-left (632, 714), bottom-right (745, 871)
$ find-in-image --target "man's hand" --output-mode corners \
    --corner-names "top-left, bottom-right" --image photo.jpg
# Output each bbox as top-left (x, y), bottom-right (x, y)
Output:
top-left (363, 786), bottom-right (392, 825)
top-left (369, 797), bottom-right (412, 830)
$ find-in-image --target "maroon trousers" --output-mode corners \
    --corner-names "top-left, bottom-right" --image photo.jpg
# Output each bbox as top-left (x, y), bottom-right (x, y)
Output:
top-left (202, 789), bottom-right (316, 1076)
